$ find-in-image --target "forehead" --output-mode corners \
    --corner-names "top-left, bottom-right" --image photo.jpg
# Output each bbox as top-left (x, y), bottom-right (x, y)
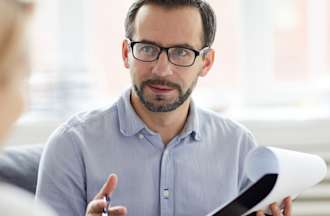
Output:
top-left (133, 4), bottom-right (203, 48)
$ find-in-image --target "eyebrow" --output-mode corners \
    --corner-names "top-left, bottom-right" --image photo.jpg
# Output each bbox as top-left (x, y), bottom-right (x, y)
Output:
top-left (138, 39), bottom-right (197, 50)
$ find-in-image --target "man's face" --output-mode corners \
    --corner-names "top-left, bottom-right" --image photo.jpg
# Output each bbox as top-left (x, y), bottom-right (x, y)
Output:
top-left (123, 4), bottom-right (213, 112)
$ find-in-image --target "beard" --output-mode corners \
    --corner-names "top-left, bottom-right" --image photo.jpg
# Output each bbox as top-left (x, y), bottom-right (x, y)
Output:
top-left (133, 77), bottom-right (197, 112)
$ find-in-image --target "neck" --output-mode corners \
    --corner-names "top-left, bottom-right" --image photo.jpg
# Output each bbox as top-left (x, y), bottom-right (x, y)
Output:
top-left (131, 91), bottom-right (190, 145)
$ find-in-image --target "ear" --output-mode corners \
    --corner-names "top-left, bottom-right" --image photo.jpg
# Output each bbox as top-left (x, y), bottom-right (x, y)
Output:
top-left (199, 48), bottom-right (215, 77)
top-left (122, 39), bottom-right (130, 69)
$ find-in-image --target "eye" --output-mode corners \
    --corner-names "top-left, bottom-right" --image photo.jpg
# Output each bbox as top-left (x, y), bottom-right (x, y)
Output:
top-left (171, 48), bottom-right (192, 58)
top-left (138, 44), bottom-right (158, 56)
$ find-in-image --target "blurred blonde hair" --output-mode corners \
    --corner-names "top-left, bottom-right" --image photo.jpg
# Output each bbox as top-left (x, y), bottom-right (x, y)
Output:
top-left (0, 0), bottom-right (33, 86)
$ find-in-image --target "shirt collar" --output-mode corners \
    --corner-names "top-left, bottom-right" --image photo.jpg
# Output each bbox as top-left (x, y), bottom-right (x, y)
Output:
top-left (178, 99), bottom-right (201, 141)
top-left (117, 88), bottom-right (201, 141)
top-left (117, 88), bottom-right (146, 136)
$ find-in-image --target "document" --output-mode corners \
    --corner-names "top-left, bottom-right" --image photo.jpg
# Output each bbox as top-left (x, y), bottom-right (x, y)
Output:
top-left (206, 146), bottom-right (327, 216)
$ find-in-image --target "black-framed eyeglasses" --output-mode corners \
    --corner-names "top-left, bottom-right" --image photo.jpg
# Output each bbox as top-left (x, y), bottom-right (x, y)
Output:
top-left (128, 39), bottom-right (209, 67)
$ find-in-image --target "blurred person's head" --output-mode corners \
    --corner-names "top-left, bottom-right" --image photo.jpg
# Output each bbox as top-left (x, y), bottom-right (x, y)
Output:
top-left (0, 0), bottom-right (33, 145)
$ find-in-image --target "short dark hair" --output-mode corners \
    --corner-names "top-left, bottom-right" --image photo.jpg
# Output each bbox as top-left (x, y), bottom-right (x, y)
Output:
top-left (124, 0), bottom-right (217, 47)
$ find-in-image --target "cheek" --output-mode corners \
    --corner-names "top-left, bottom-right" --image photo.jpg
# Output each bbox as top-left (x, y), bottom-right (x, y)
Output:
top-left (14, 84), bottom-right (26, 116)
top-left (0, 80), bottom-right (26, 144)
top-left (130, 62), bottom-right (152, 82)
top-left (177, 68), bottom-right (200, 87)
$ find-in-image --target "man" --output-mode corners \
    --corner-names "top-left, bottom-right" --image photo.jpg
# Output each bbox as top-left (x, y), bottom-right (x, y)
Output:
top-left (36, 0), bottom-right (292, 215)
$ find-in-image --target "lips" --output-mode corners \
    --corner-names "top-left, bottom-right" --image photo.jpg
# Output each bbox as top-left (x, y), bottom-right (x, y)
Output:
top-left (148, 84), bottom-right (174, 93)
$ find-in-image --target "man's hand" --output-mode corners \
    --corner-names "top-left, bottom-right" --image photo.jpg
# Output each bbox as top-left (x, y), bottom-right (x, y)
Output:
top-left (256, 196), bottom-right (292, 216)
top-left (86, 174), bottom-right (127, 216)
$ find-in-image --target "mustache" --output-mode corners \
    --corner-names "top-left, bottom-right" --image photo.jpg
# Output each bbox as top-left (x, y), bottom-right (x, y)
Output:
top-left (141, 79), bottom-right (181, 90)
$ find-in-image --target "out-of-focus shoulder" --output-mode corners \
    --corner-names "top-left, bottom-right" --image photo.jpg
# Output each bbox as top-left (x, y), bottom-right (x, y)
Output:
top-left (0, 183), bottom-right (56, 216)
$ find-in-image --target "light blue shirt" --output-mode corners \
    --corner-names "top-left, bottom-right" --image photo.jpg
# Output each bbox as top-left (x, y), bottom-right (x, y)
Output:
top-left (36, 88), bottom-right (257, 216)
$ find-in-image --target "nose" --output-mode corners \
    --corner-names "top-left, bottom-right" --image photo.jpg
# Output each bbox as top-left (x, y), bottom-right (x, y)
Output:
top-left (151, 51), bottom-right (173, 77)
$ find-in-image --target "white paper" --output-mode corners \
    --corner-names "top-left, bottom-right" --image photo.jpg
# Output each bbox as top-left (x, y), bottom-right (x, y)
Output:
top-left (206, 146), bottom-right (327, 216)
top-left (243, 146), bottom-right (327, 215)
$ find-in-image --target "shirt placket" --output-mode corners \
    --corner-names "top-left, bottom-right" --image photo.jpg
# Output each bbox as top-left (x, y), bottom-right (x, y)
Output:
top-left (160, 147), bottom-right (174, 216)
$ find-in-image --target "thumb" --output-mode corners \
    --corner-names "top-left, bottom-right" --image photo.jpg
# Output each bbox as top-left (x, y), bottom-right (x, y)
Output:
top-left (94, 173), bottom-right (118, 199)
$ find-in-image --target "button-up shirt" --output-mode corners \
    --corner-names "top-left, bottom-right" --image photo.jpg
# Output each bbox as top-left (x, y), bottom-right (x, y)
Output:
top-left (36, 88), bottom-right (257, 216)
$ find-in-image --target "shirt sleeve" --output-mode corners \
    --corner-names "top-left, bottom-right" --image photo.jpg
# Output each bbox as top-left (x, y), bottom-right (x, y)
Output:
top-left (36, 124), bottom-right (87, 216)
top-left (237, 131), bottom-right (258, 192)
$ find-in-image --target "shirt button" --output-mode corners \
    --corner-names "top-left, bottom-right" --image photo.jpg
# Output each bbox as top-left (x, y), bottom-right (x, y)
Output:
top-left (163, 189), bottom-right (169, 199)
top-left (138, 134), bottom-right (144, 139)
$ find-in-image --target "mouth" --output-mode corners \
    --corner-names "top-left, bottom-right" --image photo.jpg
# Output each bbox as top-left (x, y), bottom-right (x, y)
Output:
top-left (147, 84), bottom-right (175, 94)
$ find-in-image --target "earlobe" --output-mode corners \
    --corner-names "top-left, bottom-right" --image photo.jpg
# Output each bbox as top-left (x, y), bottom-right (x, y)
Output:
top-left (200, 49), bottom-right (215, 77)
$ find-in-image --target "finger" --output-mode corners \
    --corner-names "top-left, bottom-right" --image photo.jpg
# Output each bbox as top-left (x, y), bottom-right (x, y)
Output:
top-left (94, 174), bottom-right (118, 199)
top-left (109, 206), bottom-right (128, 216)
top-left (270, 202), bottom-right (281, 216)
top-left (283, 196), bottom-right (292, 216)
top-left (256, 210), bottom-right (265, 216)
top-left (86, 199), bottom-right (107, 214)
